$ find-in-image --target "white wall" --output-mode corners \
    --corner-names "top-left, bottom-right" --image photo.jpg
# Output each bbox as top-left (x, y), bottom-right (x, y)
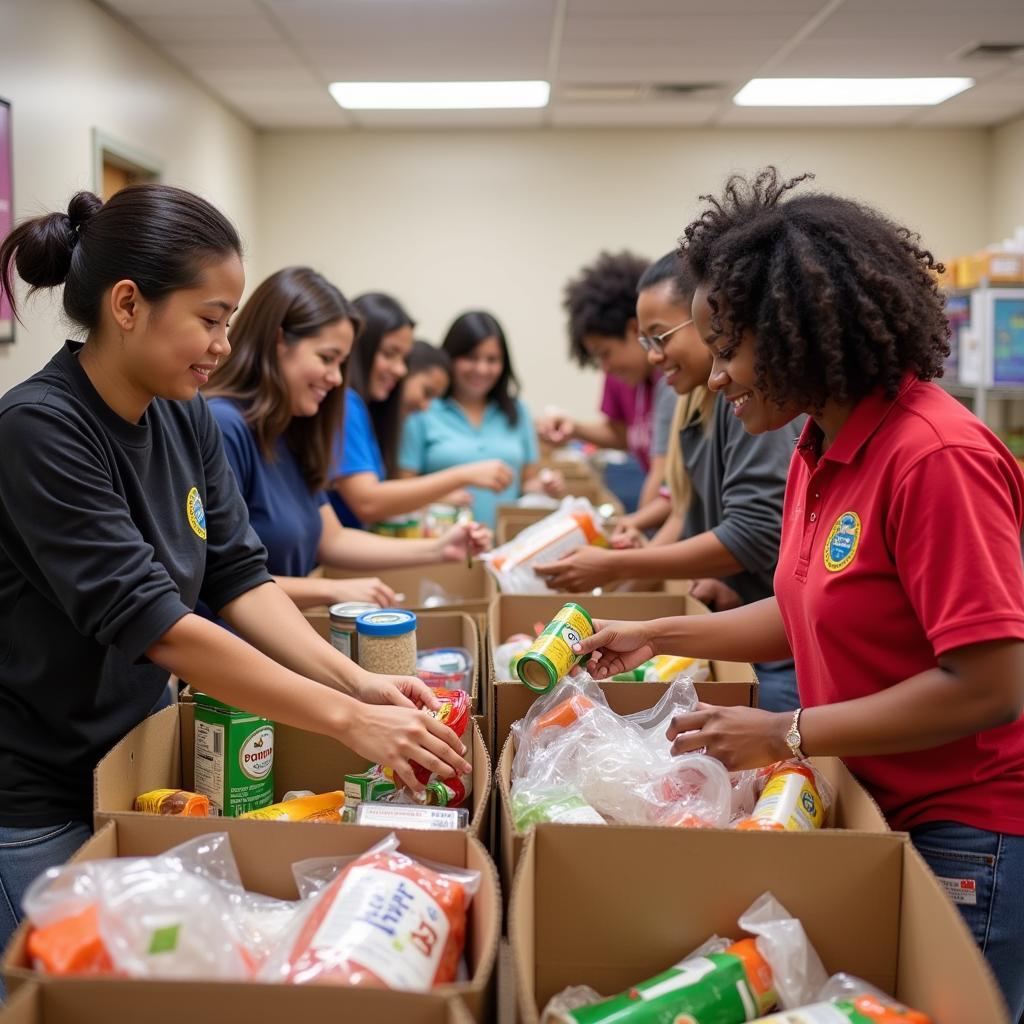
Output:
top-left (256, 126), bottom-right (992, 418)
top-left (991, 116), bottom-right (1024, 246)
top-left (0, 0), bottom-right (259, 390)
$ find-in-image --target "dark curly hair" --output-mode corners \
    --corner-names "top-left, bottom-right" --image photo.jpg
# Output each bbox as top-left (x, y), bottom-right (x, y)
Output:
top-left (680, 168), bottom-right (950, 413)
top-left (563, 250), bottom-right (649, 367)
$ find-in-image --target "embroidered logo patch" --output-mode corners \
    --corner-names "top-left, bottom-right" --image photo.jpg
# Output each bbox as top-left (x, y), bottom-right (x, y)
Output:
top-left (824, 510), bottom-right (860, 572)
top-left (186, 486), bottom-right (207, 541)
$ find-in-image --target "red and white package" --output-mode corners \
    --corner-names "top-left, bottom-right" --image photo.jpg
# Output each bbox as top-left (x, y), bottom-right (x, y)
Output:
top-left (263, 834), bottom-right (479, 990)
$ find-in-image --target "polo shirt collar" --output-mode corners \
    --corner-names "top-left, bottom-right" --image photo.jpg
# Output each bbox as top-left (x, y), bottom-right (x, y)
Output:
top-left (796, 370), bottom-right (919, 467)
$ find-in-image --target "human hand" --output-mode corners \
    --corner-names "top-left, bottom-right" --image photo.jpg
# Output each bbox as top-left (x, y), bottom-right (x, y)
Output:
top-left (666, 703), bottom-right (790, 771)
top-left (571, 617), bottom-right (657, 678)
top-left (329, 577), bottom-right (394, 607)
top-left (534, 546), bottom-right (614, 591)
top-left (689, 578), bottom-right (743, 612)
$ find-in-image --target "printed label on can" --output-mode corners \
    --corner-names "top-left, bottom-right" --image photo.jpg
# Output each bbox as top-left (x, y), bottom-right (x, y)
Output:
top-left (330, 627), bottom-right (353, 658)
top-left (522, 604), bottom-right (594, 684)
top-left (753, 771), bottom-right (823, 830)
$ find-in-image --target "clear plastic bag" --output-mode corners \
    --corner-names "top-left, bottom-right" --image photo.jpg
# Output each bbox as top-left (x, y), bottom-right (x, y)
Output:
top-left (494, 634), bottom-right (534, 681)
top-left (749, 973), bottom-right (933, 1022)
top-left (261, 833), bottom-right (480, 990)
top-left (510, 675), bottom-right (732, 829)
top-left (481, 497), bottom-right (609, 594)
top-left (23, 833), bottom-right (261, 980)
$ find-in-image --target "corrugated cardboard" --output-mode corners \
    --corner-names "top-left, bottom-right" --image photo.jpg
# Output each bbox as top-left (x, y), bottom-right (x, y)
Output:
top-left (322, 562), bottom-right (496, 617)
top-left (509, 825), bottom-right (1009, 1024)
top-left (93, 703), bottom-right (492, 841)
top-left (0, 979), bottom-right (476, 1024)
top-left (487, 594), bottom-right (759, 755)
top-left (305, 608), bottom-right (482, 709)
top-left (4, 816), bottom-right (499, 1023)
top-left (496, 733), bottom-right (889, 899)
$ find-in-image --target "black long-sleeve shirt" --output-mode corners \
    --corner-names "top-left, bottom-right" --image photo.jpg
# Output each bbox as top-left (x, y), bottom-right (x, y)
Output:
top-left (0, 342), bottom-right (270, 825)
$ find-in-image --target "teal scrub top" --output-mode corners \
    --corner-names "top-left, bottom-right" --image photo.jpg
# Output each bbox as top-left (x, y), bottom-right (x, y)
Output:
top-left (399, 396), bottom-right (538, 528)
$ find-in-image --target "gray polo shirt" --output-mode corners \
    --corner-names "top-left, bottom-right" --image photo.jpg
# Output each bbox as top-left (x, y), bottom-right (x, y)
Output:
top-left (679, 393), bottom-right (803, 607)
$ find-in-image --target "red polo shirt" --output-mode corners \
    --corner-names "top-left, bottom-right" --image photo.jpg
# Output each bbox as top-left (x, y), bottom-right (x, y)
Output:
top-left (775, 372), bottom-right (1024, 833)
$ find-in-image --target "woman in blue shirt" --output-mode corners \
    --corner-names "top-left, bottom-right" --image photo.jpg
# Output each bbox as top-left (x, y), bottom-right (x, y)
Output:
top-left (204, 269), bottom-right (491, 610)
top-left (329, 293), bottom-right (515, 529)
top-left (400, 311), bottom-right (561, 528)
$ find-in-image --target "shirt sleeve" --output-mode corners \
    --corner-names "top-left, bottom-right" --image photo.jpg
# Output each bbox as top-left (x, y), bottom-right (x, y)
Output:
top-left (711, 400), bottom-right (795, 574)
top-left (0, 403), bottom-right (192, 662)
top-left (599, 375), bottom-right (626, 423)
top-left (209, 399), bottom-right (255, 500)
top-left (889, 444), bottom-right (1024, 655)
top-left (516, 399), bottom-right (540, 465)
top-left (331, 390), bottom-right (384, 481)
top-left (399, 408), bottom-right (428, 474)
top-left (651, 377), bottom-right (677, 458)
top-left (193, 398), bottom-right (272, 614)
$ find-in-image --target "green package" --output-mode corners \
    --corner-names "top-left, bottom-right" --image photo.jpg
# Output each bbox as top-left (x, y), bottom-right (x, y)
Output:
top-left (563, 942), bottom-right (776, 1024)
top-left (511, 788), bottom-right (605, 831)
top-left (192, 693), bottom-right (275, 817)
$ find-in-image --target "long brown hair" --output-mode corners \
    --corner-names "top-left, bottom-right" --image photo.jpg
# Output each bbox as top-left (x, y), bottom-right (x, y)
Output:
top-left (204, 266), bottom-right (361, 492)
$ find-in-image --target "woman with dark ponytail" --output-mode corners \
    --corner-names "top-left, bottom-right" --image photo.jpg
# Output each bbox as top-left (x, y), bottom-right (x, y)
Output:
top-left (0, 186), bottom-right (471, 973)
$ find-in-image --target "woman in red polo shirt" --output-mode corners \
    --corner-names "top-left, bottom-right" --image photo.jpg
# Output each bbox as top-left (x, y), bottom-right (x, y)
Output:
top-left (575, 169), bottom-right (1024, 1018)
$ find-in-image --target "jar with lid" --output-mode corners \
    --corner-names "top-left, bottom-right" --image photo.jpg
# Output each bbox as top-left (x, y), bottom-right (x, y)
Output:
top-left (356, 609), bottom-right (418, 676)
top-left (328, 601), bottom-right (380, 661)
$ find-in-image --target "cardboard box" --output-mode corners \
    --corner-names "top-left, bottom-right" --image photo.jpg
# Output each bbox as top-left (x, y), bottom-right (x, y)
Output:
top-left (4, 816), bottom-right (499, 1022)
top-left (322, 562), bottom-right (496, 617)
top-left (510, 825), bottom-right (1008, 1024)
top-left (488, 594), bottom-right (759, 756)
top-left (93, 703), bottom-right (492, 842)
top-left (495, 506), bottom-right (553, 546)
top-left (496, 733), bottom-right (889, 898)
top-left (305, 608), bottom-right (483, 710)
top-left (0, 979), bottom-right (475, 1024)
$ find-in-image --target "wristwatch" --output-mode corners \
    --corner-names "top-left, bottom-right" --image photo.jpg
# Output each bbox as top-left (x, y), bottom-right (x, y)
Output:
top-left (784, 708), bottom-right (805, 759)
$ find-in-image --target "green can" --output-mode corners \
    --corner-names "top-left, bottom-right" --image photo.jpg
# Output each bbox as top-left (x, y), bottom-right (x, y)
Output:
top-left (192, 693), bottom-right (275, 817)
top-left (514, 602), bottom-right (594, 694)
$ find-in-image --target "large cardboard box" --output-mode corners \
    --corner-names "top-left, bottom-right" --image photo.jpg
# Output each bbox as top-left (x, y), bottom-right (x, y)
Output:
top-left (496, 732), bottom-right (889, 898)
top-left (322, 562), bottom-right (496, 618)
top-left (4, 816), bottom-right (500, 1022)
top-left (488, 594), bottom-right (759, 756)
top-left (305, 608), bottom-right (483, 710)
top-left (510, 825), bottom-right (1008, 1024)
top-left (93, 703), bottom-right (491, 842)
top-left (0, 980), bottom-right (475, 1024)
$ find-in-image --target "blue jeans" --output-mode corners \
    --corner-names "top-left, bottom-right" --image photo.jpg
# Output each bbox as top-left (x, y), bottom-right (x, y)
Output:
top-left (753, 661), bottom-right (800, 713)
top-left (0, 821), bottom-right (92, 1001)
top-left (911, 821), bottom-right (1024, 1021)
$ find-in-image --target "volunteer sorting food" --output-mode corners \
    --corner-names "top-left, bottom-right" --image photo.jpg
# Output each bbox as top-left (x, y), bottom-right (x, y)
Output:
top-left (574, 168), bottom-right (1024, 1018)
top-left (0, 185), bottom-right (471, 969)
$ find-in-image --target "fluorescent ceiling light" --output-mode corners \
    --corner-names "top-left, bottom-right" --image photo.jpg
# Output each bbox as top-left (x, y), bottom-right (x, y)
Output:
top-left (329, 80), bottom-right (550, 110)
top-left (734, 77), bottom-right (974, 107)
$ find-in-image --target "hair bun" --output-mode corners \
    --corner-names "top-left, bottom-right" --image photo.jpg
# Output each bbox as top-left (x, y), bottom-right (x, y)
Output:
top-left (66, 191), bottom-right (103, 237)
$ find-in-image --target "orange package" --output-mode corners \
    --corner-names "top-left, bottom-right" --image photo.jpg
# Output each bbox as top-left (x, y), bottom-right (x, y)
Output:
top-left (27, 904), bottom-right (114, 976)
top-left (530, 694), bottom-right (595, 737)
top-left (271, 836), bottom-right (478, 989)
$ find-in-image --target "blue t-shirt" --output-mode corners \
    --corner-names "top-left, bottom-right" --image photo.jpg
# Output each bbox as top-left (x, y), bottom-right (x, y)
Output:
top-left (399, 397), bottom-right (538, 528)
top-left (209, 398), bottom-right (327, 577)
top-left (328, 388), bottom-right (386, 529)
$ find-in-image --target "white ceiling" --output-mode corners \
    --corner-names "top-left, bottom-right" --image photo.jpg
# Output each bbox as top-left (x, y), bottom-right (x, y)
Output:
top-left (96, 0), bottom-right (1024, 130)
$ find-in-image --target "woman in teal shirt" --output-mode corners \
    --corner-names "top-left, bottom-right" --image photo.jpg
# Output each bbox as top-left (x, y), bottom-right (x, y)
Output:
top-left (399, 311), bottom-right (561, 528)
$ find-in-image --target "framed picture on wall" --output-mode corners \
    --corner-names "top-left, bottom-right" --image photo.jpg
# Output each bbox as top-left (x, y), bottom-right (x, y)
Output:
top-left (0, 98), bottom-right (12, 344)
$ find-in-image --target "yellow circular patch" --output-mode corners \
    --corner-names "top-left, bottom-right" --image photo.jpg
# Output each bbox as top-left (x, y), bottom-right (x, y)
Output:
top-left (186, 486), bottom-right (207, 541)
top-left (824, 510), bottom-right (860, 573)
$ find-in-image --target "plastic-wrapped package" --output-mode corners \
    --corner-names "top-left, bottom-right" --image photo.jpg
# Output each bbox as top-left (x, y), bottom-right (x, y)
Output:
top-left (736, 762), bottom-right (835, 832)
top-left (481, 497), bottom-right (609, 594)
top-left (542, 892), bottom-right (827, 1023)
top-left (511, 785), bottom-right (606, 830)
top-left (610, 655), bottom-right (711, 684)
top-left (23, 833), bottom-right (259, 980)
top-left (750, 973), bottom-right (933, 1022)
top-left (262, 834), bottom-right (479, 989)
top-left (416, 647), bottom-right (474, 693)
top-left (510, 675), bottom-right (732, 829)
top-left (495, 634), bottom-right (534, 680)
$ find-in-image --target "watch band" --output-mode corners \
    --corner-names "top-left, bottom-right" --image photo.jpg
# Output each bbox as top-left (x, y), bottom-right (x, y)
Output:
top-left (785, 707), bottom-right (805, 759)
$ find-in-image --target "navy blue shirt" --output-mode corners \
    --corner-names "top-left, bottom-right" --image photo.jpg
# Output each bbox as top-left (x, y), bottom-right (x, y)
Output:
top-left (0, 343), bottom-right (270, 825)
top-left (328, 389), bottom-right (385, 529)
top-left (209, 399), bottom-right (327, 577)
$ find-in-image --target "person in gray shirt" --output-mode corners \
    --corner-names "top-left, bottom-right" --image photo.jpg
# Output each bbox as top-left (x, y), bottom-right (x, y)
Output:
top-left (536, 251), bottom-right (800, 710)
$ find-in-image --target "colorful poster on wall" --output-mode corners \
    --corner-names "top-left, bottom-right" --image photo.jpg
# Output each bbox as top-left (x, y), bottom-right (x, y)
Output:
top-left (993, 296), bottom-right (1024, 385)
top-left (0, 99), bottom-right (12, 343)
top-left (944, 293), bottom-right (969, 381)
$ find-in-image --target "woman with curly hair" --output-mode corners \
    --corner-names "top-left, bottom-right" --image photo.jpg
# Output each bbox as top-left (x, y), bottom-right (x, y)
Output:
top-left (539, 250), bottom-right (677, 517)
top-left (574, 169), bottom-right (1024, 1016)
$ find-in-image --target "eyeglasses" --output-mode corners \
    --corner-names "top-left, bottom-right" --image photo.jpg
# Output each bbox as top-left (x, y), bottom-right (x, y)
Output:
top-left (638, 318), bottom-right (693, 356)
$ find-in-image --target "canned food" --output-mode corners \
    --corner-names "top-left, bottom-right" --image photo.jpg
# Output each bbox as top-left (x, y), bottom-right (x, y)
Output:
top-left (514, 602), bottom-right (594, 693)
top-left (328, 601), bottom-right (380, 661)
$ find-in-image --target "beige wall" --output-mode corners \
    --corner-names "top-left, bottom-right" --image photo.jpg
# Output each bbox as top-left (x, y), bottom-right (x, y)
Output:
top-left (0, 0), bottom-right (258, 390)
top-left (991, 116), bottom-right (1024, 246)
top-left (256, 126), bottom-right (992, 418)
